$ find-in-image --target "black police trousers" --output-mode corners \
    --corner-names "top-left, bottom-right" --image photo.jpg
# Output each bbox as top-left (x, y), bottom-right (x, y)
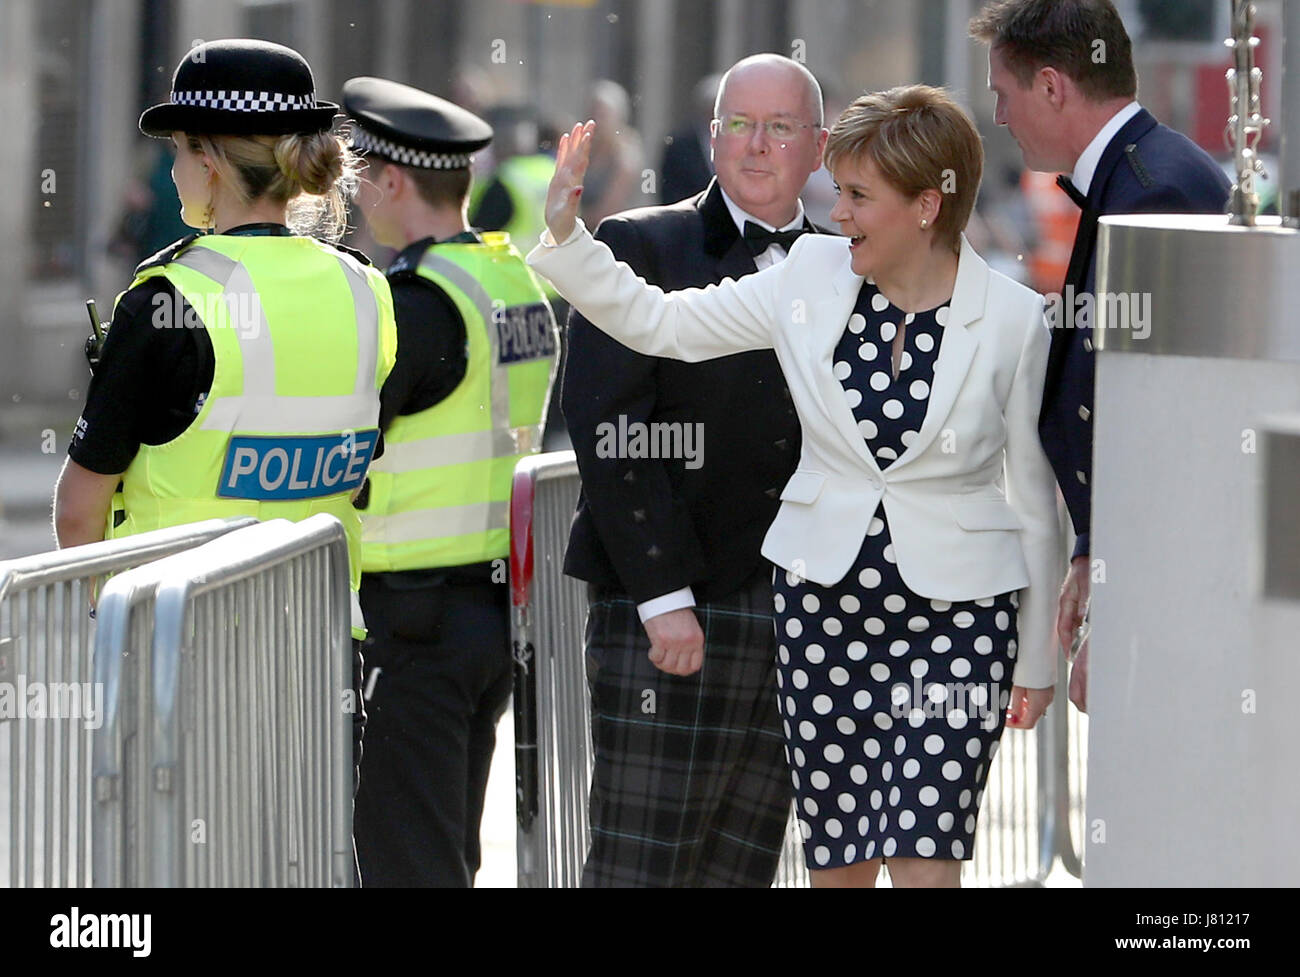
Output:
top-left (353, 571), bottom-right (510, 887)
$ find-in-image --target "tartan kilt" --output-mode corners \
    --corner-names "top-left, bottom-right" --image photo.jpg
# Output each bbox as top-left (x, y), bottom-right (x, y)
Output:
top-left (581, 565), bottom-right (792, 887)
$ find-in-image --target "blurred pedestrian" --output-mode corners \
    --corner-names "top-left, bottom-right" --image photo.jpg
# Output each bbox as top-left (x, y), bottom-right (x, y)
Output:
top-left (799, 80), bottom-right (847, 231)
top-left (579, 80), bottom-right (645, 227)
top-left (1019, 169), bottom-right (1077, 294)
top-left (107, 144), bottom-right (191, 265)
top-left (472, 106), bottom-right (555, 263)
top-left (658, 74), bottom-right (718, 204)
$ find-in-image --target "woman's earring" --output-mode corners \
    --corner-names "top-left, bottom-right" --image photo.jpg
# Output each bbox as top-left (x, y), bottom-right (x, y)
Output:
top-left (920, 218), bottom-right (929, 229)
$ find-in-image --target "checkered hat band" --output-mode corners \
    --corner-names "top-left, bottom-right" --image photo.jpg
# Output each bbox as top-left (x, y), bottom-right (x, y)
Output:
top-left (171, 89), bottom-right (317, 112)
top-left (350, 127), bottom-right (472, 170)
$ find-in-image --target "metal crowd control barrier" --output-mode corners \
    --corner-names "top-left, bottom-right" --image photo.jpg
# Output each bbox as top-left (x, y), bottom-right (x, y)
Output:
top-left (0, 518), bottom-right (255, 888)
top-left (512, 450), bottom-right (1073, 887)
top-left (511, 452), bottom-right (590, 887)
top-left (91, 515), bottom-right (353, 887)
top-left (964, 696), bottom-right (1054, 887)
top-left (1061, 705), bottom-right (1088, 878)
top-left (1053, 496), bottom-right (1088, 883)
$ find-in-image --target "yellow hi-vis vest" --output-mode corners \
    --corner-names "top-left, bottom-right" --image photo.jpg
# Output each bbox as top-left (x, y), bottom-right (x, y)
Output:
top-left (360, 232), bottom-right (557, 572)
top-left (471, 155), bottom-right (557, 298)
top-left (493, 156), bottom-right (554, 258)
top-left (107, 234), bottom-right (397, 636)
top-left (492, 155), bottom-right (557, 298)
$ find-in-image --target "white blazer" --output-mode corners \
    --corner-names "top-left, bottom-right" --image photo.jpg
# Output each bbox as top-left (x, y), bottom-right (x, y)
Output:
top-left (529, 224), bottom-right (1063, 689)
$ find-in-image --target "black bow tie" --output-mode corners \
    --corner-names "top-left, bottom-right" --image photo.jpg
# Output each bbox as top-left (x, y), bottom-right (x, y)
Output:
top-left (742, 221), bottom-right (807, 256)
top-left (1056, 174), bottom-right (1089, 210)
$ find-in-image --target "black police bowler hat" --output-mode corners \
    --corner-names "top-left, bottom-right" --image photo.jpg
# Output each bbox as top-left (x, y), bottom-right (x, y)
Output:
top-left (342, 77), bottom-right (493, 170)
top-left (139, 39), bottom-right (339, 138)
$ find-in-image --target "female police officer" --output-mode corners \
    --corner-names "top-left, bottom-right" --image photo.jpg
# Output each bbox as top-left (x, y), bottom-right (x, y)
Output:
top-left (54, 39), bottom-right (395, 618)
top-left (52, 41), bottom-right (397, 842)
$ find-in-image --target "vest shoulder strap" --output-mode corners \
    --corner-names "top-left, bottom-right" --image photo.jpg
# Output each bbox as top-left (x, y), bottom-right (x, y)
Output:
top-left (133, 232), bottom-right (203, 276)
top-left (327, 240), bottom-right (375, 266)
top-left (395, 239), bottom-right (486, 285)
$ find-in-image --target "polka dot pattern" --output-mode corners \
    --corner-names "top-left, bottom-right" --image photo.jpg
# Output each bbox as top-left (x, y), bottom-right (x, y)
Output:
top-left (775, 280), bottom-right (1018, 870)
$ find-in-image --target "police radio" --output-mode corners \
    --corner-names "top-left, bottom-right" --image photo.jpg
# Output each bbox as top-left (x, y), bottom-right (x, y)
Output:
top-left (84, 299), bottom-right (106, 374)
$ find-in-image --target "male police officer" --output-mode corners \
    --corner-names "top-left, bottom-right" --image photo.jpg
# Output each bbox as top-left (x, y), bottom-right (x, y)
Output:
top-left (343, 77), bottom-right (558, 887)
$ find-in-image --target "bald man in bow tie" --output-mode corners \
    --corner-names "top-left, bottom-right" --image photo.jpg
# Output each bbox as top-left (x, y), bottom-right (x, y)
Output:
top-left (562, 53), bottom-right (829, 886)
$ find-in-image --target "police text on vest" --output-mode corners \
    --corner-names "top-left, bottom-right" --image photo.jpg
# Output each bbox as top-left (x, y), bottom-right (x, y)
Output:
top-left (495, 302), bottom-right (556, 364)
top-left (219, 431), bottom-right (379, 501)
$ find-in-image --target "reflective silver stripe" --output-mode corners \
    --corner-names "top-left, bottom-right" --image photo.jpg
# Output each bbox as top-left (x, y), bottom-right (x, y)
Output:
top-left (332, 251), bottom-right (381, 396)
top-left (360, 502), bottom-right (510, 543)
top-left (226, 262), bottom-right (277, 394)
top-left (169, 242), bottom-right (240, 283)
top-left (200, 393), bottom-right (379, 434)
top-left (171, 244), bottom-right (381, 432)
top-left (371, 429), bottom-right (520, 474)
top-left (351, 590), bottom-right (365, 633)
top-left (171, 247), bottom-right (276, 396)
top-left (418, 254), bottom-right (513, 433)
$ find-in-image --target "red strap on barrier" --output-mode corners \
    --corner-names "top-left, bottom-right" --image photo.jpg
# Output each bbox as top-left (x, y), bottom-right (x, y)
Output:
top-left (510, 466), bottom-right (535, 608)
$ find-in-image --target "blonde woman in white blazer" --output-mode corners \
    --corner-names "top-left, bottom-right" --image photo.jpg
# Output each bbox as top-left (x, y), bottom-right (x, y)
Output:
top-left (530, 86), bottom-right (1063, 889)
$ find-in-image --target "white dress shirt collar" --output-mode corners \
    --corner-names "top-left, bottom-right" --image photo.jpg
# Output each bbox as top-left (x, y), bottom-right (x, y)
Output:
top-left (718, 187), bottom-right (806, 234)
top-left (1071, 100), bottom-right (1142, 197)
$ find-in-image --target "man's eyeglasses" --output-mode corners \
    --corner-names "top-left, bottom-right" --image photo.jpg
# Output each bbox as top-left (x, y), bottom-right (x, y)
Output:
top-left (711, 116), bottom-right (817, 141)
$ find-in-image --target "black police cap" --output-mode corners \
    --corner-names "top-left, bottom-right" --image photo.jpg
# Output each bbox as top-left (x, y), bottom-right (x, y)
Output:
top-left (342, 77), bottom-right (493, 170)
top-left (139, 39), bottom-right (338, 137)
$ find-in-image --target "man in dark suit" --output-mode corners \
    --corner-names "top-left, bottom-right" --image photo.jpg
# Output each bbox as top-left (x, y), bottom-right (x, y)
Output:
top-left (971, 0), bottom-right (1230, 710)
top-left (562, 53), bottom-right (828, 886)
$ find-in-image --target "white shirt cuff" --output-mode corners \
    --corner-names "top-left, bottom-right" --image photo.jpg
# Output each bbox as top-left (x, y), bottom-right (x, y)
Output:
top-left (538, 219), bottom-right (587, 249)
top-left (636, 587), bottom-right (696, 623)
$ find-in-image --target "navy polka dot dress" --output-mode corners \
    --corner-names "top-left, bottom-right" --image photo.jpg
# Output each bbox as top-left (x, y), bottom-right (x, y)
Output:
top-left (772, 280), bottom-right (1020, 869)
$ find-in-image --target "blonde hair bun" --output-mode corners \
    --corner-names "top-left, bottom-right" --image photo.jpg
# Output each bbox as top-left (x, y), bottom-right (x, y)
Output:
top-left (274, 131), bottom-right (345, 196)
